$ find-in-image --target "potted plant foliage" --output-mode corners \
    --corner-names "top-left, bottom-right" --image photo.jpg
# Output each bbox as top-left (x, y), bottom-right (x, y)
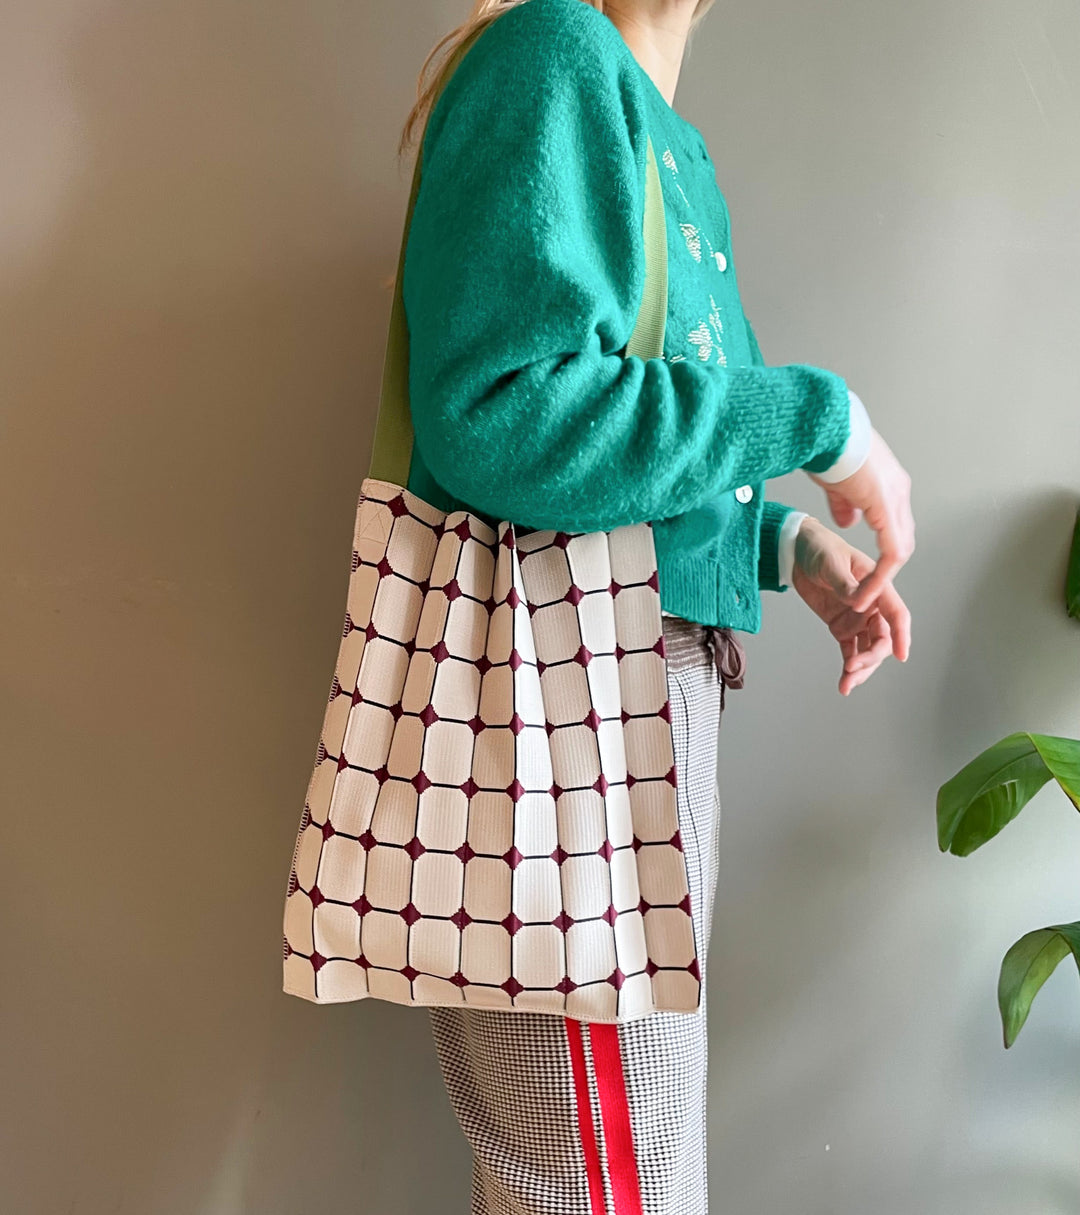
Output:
top-left (936, 507), bottom-right (1080, 1047)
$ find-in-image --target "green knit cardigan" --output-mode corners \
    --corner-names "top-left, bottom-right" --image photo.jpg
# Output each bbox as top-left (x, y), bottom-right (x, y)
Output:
top-left (402, 0), bottom-right (851, 631)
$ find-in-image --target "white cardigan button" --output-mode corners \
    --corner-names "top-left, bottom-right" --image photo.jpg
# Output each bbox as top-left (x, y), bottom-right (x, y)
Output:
top-left (714, 251), bottom-right (728, 272)
top-left (735, 484), bottom-right (753, 503)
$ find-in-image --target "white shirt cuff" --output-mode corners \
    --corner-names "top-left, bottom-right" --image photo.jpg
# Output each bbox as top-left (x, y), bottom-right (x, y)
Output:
top-left (811, 389), bottom-right (873, 484)
top-left (777, 509), bottom-right (808, 590)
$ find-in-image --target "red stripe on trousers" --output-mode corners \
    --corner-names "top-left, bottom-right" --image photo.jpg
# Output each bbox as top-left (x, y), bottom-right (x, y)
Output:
top-left (565, 1017), bottom-right (606, 1215)
top-left (589, 1022), bottom-right (644, 1215)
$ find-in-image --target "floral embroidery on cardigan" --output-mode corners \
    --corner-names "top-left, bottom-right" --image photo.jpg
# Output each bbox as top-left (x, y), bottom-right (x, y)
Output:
top-left (679, 222), bottom-right (701, 262)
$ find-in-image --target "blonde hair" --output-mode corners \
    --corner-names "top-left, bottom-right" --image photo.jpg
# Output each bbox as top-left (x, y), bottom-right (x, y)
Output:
top-left (398, 0), bottom-right (717, 159)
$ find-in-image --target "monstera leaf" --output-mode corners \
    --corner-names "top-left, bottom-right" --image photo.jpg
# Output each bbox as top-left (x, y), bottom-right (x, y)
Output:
top-left (1068, 505), bottom-right (1080, 621)
top-left (937, 732), bottom-right (1080, 857)
top-left (999, 922), bottom-right (1080, 1047)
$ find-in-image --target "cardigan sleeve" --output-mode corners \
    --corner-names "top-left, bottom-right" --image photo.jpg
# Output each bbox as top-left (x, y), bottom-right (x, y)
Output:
top-left (745, 312), bottom-right (798, 594)
top-left (403, 0), bottom-right (852, 535)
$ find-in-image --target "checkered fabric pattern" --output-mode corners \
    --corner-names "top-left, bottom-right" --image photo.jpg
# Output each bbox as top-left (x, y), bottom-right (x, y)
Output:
top-left (428, 616), bottom-right (724, 1215)
top-left (282, 478), bottom-right (701, 1022)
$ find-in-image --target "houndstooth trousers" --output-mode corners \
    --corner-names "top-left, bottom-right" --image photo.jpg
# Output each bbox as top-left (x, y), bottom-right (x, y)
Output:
top-left (428, 614), bottom-right (738, 1215)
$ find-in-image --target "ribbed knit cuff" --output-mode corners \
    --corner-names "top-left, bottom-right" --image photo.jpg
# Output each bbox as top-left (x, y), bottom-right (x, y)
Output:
top-left (805, 389), bottom-right (872, 482)
top-left (758, 499), bottom-right (798, 593)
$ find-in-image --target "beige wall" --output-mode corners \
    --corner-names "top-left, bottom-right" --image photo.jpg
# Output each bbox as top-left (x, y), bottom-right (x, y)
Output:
top-left (4, 1), bottom-right (1080, 1212)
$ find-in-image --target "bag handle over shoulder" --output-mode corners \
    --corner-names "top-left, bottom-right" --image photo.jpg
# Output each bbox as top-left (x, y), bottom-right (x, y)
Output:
top-left (368, 29), bottom-right (669, 486)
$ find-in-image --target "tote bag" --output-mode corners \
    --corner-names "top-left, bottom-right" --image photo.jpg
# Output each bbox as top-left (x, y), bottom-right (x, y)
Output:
top-left (282, 30), bottom-right (700, 1024)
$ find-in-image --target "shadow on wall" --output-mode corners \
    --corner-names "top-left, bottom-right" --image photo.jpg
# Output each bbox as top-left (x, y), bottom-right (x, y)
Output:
top-left (3, 3), bottom-right (469, 1213)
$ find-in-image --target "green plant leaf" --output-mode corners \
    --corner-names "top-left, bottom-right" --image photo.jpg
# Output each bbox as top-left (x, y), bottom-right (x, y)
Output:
top-left (1067, 505), bottom-right (1080, 621)
top-left (999, 923), bottom-right (1080, 1047)
top-left (937, 732), bottom-right (1080, 856)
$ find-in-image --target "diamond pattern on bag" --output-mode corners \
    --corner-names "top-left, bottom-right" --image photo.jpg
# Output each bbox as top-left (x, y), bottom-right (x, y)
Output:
top-left (282, 478), bottom-right (697, 1021)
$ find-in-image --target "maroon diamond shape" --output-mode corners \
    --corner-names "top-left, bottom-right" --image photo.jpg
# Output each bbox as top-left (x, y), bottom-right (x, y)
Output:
top-left (548, 782), bottom-right (563, 799)
top-left (645, 959), bottom-right (659, 977)
top-left (688, 957), bottom-right (701, 980)
top-left (454, 841), bottom-right (476, 863)
top-left (544, 719), bottom-right (556, 736)
top-left (574, 644), bottom-right (593, 666)
top-left (555, 976), bottom-right (578, 994)
top-left (658, 701), bottom-right (671, 723)
top-left (527, 601), bottom-right (539, 617)
top-left (358, 830), bottom-right (377, 851)
top-left (321, 821), bottom-right (335, 840)
top-left (506, 587), bottom-right (521, 609)
top-left (401, 964), bottom-right (420, 982)
top-left (564, 585), bottom-right (583, 605)
top-left (309, 885), bottom-right (325, 908)
top-left (607, 967), bottom-right (626, 990)
top-left (450, 907), bottom-right (472, 930)
top-left (450, 970), bottom-right (469, 987)
top-left (373, 765), bottom-right (390, 785)
top-left (500, 528), bottom-right (515, 549)
top-left (602, 903), bottom-right (618, 925)
top-left (536, 659), bottom-right (547, 676)
top-left (631, 835), bottom-right (643, 852)
top-left (509, 712), bottom-right (525, 735)
top-left (419, 703), bottom-right (439, 726)
top-left (364, 620), bottom-right (379, 642)
top-left (335, 751), bottom-right (348, 772)
top-left (430, 640), bottom-right (449, 663)
top-left (506, 779), bottom-right (525, 803)
top-left (503, 845), bottom-right (524, 868)
top-left (583, 708), bottom-right (602, 732)
top-left (652, 637), bottom-right (666, 656)
top-left (443, 578), bottom-right (462, 600)
top-left (388, 494), bottom-right (408, 517)
top-left (356, 953), bottom-right (372, 968)
top-left (460, 778), bottom-right (479, 800)
top-left (411, 770), bottom-right (432, 793)
top-left (614, 643), bottom-right (626, 661)
top-left (403, 638), bottom-right (416, 656)
top-left (553, 532), bottom-right (571, 549)
top-left (404, 836), bottom-right (426, 860)
top-left (637, 896), bottom-right (651, 914)
top-left (670, 829), bottom-right (684, 851)
top-left (552, 911), bottom-right (575, 933)
top-left (389, 702), bottom-right (404, 720)
top-left (593, 774), bottom-right (609, 796)
top-left (678, 893), bottom-right (692, 915)
top-left (550, 844), bottom-right (570, 866)
top-left (508, 649), bottom-right (522, 671)
top-left (376, 556), bottom-right (393, 579)
top-left (467, 715), bottom-right (486, 735)
top-left (501, 976), bottom-right (524, 998)
top-left (453, 519), bottom-right (471, 541)
top-left (482, 596), bottom-right (497, 615)
top-left (351, 687), bottom-right (363, 706)
top-left (608, 579), bottom-right (622, 596)
top-left (647, 570), bottom-right (660, 591)
top-left (597, 839), bottom-right (614, 861)
top-left (501, 912), bottom-right (523, 935)
top-left (417, 578), bottom-right (430, 596)
top-left (400, 902), bottom-right (422, 925)
top-left (310, 950), bottom-right (326, 972)
top-left (476, 655), bottom-right (493, 675)
top-left (625, 772), bottom-right (637, 788)
top-left (664, 765), bottom-right (678, 787)
top-left (352, 895), bottom-right (372, 915)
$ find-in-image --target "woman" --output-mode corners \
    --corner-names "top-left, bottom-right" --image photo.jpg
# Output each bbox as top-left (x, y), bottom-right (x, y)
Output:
top-left (397, 0), bottom-right (914, 1211)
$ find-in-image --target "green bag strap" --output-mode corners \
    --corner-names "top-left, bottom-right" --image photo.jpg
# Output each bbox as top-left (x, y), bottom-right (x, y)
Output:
top-left (368, 49), bottom-right (668, 484)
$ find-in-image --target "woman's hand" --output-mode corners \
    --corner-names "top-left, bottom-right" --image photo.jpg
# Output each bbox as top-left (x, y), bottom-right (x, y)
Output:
top-left (791, 515), bottom-right (911, 696)
top-left (807, 429), bottom-right (915, 615)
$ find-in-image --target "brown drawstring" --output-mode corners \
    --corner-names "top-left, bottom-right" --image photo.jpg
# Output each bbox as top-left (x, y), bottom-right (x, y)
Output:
top-left (703, 625), bottom-right (746, 713)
